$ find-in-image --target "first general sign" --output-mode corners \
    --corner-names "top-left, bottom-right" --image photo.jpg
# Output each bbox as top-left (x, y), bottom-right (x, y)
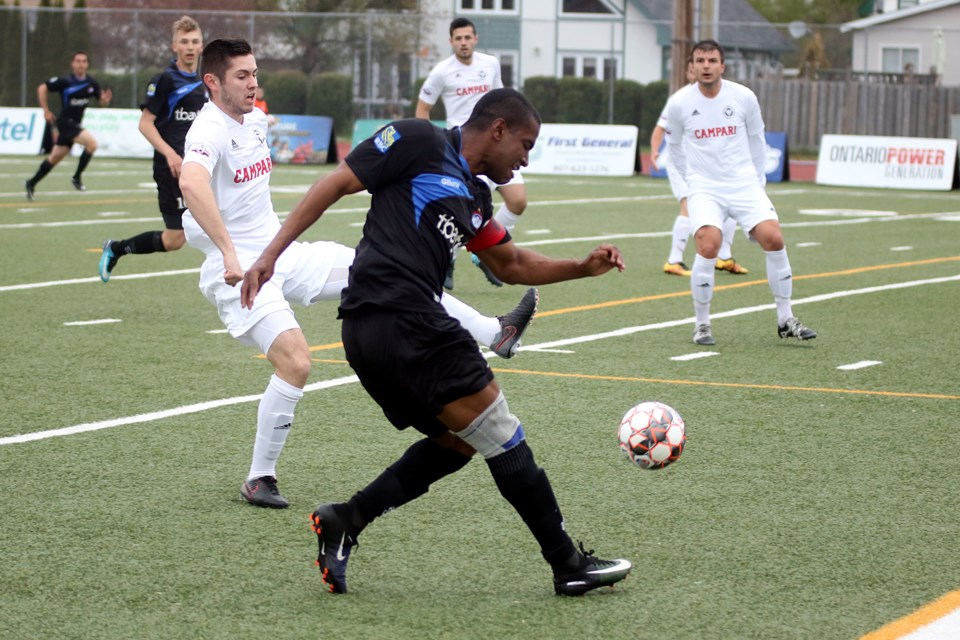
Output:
top-left (816, 134), bottom-right (958, 191)
top-left (525, 124), bottom-right (638, 177)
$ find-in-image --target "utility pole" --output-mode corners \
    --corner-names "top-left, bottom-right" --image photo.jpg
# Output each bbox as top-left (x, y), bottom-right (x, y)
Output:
top-left (671, 0), bottom-right (693, 93)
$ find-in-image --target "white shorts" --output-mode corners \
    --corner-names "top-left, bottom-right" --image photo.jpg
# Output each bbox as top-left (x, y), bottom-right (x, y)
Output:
top-left (687, 184), bottom-right (777, 240)
top-left (197, 241), bottom-right (355, 349)
top-left (480, 171), bottom-right (524, 190)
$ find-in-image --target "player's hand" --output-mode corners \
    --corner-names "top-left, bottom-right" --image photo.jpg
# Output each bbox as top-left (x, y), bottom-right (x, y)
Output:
top-left (240, 257), bottom-right (276, 309)
top-left (582, 244), bottom-right (625, 276)
top-left (101, 88), bottom-right (113, 106)
top-left (222, 254), bottom-right (243, 287)
top-left (43, 109), bottom-right (55, 124)
top-left (166, 153), bottom-right (183, 179)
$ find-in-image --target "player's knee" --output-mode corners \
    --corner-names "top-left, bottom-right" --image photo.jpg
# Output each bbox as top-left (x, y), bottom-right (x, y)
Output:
top-left (163, 230), bottom-right (186, 250)
top-left (456, 391), bottom-right (525, 459)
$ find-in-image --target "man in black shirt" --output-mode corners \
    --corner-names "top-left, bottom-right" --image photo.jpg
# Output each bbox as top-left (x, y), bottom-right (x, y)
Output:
top-left (99, 16), bottom-right (206, 282)
top-left (241, 88), bottom-right (632, 596)
top-left (26, 50), bottom-right (111, 200)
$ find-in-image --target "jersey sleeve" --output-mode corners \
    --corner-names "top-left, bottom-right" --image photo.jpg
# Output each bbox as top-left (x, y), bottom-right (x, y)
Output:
top-left (345, 119), bottom-right (434, 193)
top-left (140, 72), bottom-right (166, 114)
top-left (418, 67), bottom-right (444, 107)
top-left (182, 116), bottom-right (222, 175)
top-left (492, 57), bottom-right (504, 90)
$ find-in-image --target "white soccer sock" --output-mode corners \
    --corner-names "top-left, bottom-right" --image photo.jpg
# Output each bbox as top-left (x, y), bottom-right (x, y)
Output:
top-left (765, 248), bottom-right (794, 324)
top-left (494, 204), bottom-right (521, 233)
top-left (248, 374), bottom-right (303, 481)
top-left (691, 254), bottom-right (716, 326)
top-left (441, 292), bottom-right (498, 346)
top-left (718, 217), bottom-right (737, 261)
top-left (668, 215), bottom-right (692, 264)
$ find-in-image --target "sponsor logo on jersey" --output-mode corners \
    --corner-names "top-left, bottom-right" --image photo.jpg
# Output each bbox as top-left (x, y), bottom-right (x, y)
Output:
top-left (436, 212), bottom-right (465, 257)
top-left (694, 125), bottom-right (737, 140)
top-left (188, 143), bottom-right (211, 158)
top-left (233, 155), bottom-right (272, 183)
top-left (173, 107), bottom-right (197, 121)
top-left (374, 125), bottom-right (400, 153)
top-left (471, 212), bottom-right (483, 229)
top-left (723, 106), bottom-right (735, 118)
top-left (68, 97), bottom-right (91, 107)
top-left (440, 177), bottom-right (462, 190)
top-left (230, 139), bottom-right (240, 150)
top-left (146, 83), bottom-right (157, 97)
top-left (456, 84), bottom-right (489, 97)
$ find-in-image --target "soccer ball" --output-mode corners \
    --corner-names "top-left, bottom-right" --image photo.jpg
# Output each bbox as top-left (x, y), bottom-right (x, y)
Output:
top-left (618, 401), bottom-right (686, 470)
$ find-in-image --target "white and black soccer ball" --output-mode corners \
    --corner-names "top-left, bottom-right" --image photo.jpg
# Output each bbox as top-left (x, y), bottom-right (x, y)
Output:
top-left (618, 401), bottom-right (686, 470)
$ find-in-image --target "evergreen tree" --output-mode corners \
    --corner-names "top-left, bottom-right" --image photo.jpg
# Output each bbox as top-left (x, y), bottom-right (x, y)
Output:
top-left (66, 0), bottom-right (92, 59)
top-left (1, 1), bottom-right (26, 105)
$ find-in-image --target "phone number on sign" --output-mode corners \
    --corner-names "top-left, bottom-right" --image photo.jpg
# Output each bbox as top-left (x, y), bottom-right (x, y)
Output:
top-left (548, 164), bottom-right (611, 174)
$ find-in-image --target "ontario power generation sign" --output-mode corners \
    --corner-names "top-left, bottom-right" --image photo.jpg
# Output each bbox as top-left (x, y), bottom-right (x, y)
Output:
top-left (817, 134), bottom-right (958, 191)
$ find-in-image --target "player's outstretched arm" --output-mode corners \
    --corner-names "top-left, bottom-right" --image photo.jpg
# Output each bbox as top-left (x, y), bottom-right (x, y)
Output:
top-left (240, 162), bottom-right (365, 309)
top-left (475, 242), bottom-right (624, 286)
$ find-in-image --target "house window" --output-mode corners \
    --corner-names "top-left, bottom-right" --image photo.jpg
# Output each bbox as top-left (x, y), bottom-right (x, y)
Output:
top-left (459, 0), bottom-right (517, 12)
top-left (495, 52), bottom-right (517, 88)
top-left (881, 47), bottom-right (919, 73)
top-left (560, 0), bottom-right (620, 14)
top-left (560, 54), bottom-right (619, 80)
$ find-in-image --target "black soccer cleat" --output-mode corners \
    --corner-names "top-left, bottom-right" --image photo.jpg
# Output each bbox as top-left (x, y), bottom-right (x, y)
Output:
top-left (240, 476), bottom-right (289, 509)
top-left (311, 502), bottom-right (356, 594)
top-left (25, 180), bottom-right (35, 201)
top-left (71, 175), bottom-right (86, 191)
top-left (778, 316), bottom-right (817, 341)
top-left (553, 543), bottom-right (632, 596)
top-left (491, 287), bottom-right (538, 358)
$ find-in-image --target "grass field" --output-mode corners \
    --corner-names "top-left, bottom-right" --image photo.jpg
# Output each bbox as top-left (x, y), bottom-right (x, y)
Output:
top-left (1, 154), bottom-right (958, 640)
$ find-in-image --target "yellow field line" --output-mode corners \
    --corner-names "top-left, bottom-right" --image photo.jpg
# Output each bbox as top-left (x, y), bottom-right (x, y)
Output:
top-left (490, 368), bottom-right (959, 400)
top-left (537, 255), bottom-right (960, 317)
top-left (860, 590), bottom-right (960, 639)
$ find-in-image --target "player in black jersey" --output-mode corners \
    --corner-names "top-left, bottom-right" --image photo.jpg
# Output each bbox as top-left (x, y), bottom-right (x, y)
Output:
top-left (25, 50), bottom-right (111, 201)
top-left (241, 89), bottom-right (633, 596)
top-left (99, 16), bottom-right (207, 282)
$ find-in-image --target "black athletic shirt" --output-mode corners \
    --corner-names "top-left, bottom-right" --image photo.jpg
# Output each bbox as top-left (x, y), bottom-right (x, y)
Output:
top-left (341, 118), bottom-right (508, 313)
top-left (45, 74), bottom-right (104, 127)
top-left (140, 60), bottom-right (207, 160)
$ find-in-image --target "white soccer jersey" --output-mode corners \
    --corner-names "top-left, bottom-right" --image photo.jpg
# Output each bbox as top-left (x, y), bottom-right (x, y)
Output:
top-left (418, 51), bottom-right (503, 127)
top-left (182, 102), bottom-right (278, 257)
top-left (664, 79), bottom-right (767, 194)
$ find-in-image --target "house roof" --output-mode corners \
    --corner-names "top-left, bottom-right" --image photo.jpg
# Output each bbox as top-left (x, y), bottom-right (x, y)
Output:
top-left (632, 0), bottom-right (794, 54)
top-left (841, 0), bottom-right (960, 32)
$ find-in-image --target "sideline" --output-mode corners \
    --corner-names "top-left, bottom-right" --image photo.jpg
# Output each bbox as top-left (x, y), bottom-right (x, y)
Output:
top-left (2, 272), bottom-right (957, 447)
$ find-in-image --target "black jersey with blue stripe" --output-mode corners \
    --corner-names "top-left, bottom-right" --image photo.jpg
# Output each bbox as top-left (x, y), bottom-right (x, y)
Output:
top-left (45, 74), bottom-right (103, 127)
top-left (341, 118), bottom-right (497, 313)
top-left (140, 60), bottom-right (207, 158)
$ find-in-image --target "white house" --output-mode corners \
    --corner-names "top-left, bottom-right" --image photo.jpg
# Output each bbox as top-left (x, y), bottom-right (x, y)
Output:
top-left (417, 0), bottom-right (793, 87)
top-left (841, 0), bottom-right (960, 85)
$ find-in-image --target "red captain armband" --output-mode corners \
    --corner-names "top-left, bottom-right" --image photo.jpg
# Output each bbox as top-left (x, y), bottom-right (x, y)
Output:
top-left (465, 218), bottom-right (508, 253)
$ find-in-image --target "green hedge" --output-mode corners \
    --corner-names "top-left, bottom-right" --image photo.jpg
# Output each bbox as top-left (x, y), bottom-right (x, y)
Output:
top-left (306, 72), bottom-right (353, 136)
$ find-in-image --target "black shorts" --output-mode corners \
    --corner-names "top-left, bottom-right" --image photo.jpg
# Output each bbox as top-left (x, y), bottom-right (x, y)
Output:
top-left (55, 120), bottom-right (83, 147)
top-left (341, 305), bottom-right (494, 437)
top-left (153, 162), bottom-right (186, 229)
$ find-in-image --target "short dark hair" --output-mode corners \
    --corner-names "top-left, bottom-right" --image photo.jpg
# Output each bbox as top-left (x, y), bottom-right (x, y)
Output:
top-left (201, 38), bottom-right (253, 83)
top-left (463, 88), bottom-right (541, 132)
top-left (691, 39), bottom-right (724, 63)
top-left (450, 17), bottom-right (476, 36)
top-left (72, 50), bottom-right (89, 61)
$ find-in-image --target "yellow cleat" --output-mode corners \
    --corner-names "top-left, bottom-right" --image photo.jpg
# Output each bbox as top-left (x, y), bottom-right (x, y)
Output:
top-left (663, 261), bottom-right (691, 277)
top-left (715, 258), bottom-right (749, 274)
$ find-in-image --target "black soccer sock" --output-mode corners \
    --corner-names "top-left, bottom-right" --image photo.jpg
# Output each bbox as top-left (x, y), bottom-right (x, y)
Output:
top-left (116, 231), bottom-right (166, 256)
top-left (75, 150), bottom-right (93, 177)
top-left (29, 160), bottom-right (54, 185)
top-left (486, 441), bottom-right (577, 569)
top-left (346, 438), bottom-right (472, 535)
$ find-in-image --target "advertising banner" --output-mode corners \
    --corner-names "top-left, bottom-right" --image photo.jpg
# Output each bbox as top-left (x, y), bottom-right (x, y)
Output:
top-left (525, 124), bottom-right (638, 177)
top-left (816, 134), bottom-right (958, 191)
top-left (0, 107), bottom-right (47, 155)
top-left (650, 131), bottom-right (789, 183)
top-left (268, 114), bottom-right (335, 164)
top-left (76, 109), bottom-right (153, 158)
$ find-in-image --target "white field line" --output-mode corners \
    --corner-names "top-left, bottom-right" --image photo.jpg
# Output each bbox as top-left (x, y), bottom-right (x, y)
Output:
top-left (2, 211), bottom-right (956, 294)
top-left (1, 273), bottom-right (957, 447)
